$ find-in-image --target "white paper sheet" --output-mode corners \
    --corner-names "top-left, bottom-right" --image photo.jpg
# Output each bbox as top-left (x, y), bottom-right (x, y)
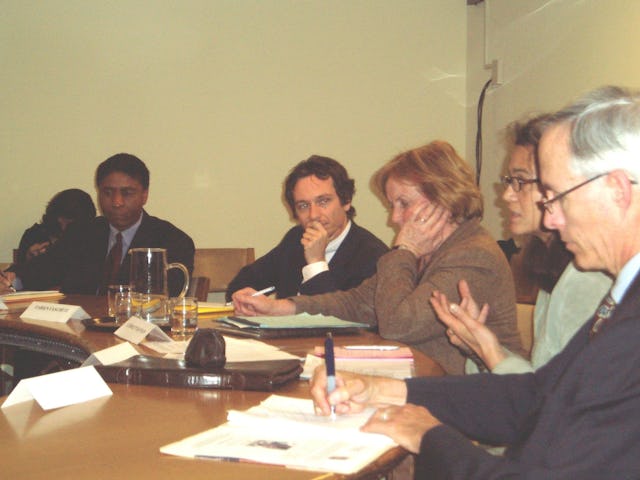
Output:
top-left (160, 395), bottom-right (395, 475)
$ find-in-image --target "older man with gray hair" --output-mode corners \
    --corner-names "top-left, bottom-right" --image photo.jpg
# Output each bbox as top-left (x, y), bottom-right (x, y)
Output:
top-left (309, 85), bottom-right (640, 478)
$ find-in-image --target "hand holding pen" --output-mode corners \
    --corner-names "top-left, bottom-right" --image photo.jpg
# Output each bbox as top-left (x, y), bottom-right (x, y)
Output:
top-left (226, 285), bottom-right (275, 306)
top-left (0, 270), bottom-right (17, 294)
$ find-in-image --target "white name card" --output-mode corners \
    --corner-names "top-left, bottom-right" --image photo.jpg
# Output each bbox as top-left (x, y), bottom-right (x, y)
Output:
top-left (0, 300), bottom-right (7, 311)
top-left (20, 301), bottom-right (90, 323)
top-left (82, 342), bottom-right (140, 367)
top-left (1, 366), bottom-right (113, 411)
top-left (114, 316), bottom-right (173, 344)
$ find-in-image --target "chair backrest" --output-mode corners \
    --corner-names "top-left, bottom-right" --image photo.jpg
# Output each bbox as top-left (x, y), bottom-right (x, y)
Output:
top-left (192, 248), bottom-right (255, 293)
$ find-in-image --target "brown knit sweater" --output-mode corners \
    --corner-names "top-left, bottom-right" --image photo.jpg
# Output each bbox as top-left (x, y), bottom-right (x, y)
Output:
top-left (291, 219), bottom-right (521, 374)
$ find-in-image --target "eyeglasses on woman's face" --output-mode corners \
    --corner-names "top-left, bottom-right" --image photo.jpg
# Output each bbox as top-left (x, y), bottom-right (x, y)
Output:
top-left (500, 175), bottom-right (539, 193)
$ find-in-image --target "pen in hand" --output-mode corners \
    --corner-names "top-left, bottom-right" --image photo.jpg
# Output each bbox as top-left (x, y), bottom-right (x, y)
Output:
top-left (225, 285), bottom-right (276, 306)
top-left (251, 286), bottom-right (276, 297)
top-left (325, 332), bottom-right (336, 419)
top-left (0, 270), bottom-right (16, 293)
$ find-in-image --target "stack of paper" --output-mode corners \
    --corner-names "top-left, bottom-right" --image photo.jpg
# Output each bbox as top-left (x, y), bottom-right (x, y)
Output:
top-left (301, 345), bottom-right (415, 380)
top-left (160, 395), bottom-right (396, 474)
top-left (0, 290), bottom-right (64, 311)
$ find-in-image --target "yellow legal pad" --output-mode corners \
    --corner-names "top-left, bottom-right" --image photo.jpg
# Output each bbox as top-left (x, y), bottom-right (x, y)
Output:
top-left (197, 302), bottom-right (234, 315)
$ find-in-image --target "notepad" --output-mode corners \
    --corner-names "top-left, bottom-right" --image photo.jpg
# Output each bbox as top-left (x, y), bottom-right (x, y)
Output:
top-left (197, 302), bottom-right (235, 315)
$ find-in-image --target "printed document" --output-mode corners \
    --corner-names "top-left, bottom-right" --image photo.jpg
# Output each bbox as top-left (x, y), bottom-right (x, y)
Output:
top-left (160, 394), bottom-right (396, 474)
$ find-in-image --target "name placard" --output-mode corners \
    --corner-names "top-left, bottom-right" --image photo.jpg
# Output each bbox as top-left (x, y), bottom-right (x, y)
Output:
top-left (20, 301), bottom-right (90, 323)
top-left (1, 366), bottom-right (113, 411)
top-left (114, 316), bottom-right (173, 344)
top-left (82, 342), bottom-right (140, 367)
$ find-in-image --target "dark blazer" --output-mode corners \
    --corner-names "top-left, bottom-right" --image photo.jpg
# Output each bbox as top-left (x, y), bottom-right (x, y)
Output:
top-left (16, 211), bottom-right (195, 297)
top-left (407, 271), bottom-right (640, 479)
top-left (226, 222), bottom-right (389, 301)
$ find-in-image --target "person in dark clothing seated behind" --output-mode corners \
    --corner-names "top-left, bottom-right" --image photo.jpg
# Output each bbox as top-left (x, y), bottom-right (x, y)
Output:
top-left (13, 188), bottom-right (97, 267)
top-left (6, 153), bottom-right (194, 296)
top-left (226, 155), bottom-right (388, 301)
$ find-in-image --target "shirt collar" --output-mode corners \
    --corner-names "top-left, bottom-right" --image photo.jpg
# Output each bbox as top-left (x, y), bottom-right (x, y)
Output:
top-left (611, 251), bottom-right (640, 303)
top-left (325, 221), bottom-right (351, 258)
top-left (108, 212), bottom-right (144, 253)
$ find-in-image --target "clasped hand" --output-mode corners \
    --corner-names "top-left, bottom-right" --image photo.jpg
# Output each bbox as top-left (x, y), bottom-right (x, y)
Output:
top-left (26, 241), bottom-right (51, 261)
top-left (301, 221), bottom-right (329, 264)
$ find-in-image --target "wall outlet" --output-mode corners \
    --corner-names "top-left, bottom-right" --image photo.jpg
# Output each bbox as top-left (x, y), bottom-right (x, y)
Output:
top-left (490, 59), bottom-right (503, 86)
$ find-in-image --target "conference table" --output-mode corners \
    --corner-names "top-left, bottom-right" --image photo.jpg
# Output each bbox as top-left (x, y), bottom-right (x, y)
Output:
top-left (0, 294), bottom-right (444, 479)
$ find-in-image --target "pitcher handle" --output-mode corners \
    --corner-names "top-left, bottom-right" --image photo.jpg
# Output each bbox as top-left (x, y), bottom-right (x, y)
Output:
top-left (167, 262), bottom-right (190, 298)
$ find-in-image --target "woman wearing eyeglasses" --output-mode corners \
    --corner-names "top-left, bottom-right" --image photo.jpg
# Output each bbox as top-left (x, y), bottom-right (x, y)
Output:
top-left (431, 114), bottom-right (612, 374)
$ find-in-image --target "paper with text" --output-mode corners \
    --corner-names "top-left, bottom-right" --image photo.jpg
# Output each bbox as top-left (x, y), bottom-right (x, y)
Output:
top-left (114, 316), bottom-right (172, 344)
top-left (160, 395), bottom-right (395, 474)
top-left (20, 301), bottom-right (90, 323)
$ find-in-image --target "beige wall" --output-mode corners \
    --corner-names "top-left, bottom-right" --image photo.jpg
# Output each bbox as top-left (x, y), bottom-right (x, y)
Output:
top-left (0, 0), bottom-right (467, 262)
top-left (5, 0), bottom-right (640, 266)
top-left (467, 0), bottom-right (640, 240)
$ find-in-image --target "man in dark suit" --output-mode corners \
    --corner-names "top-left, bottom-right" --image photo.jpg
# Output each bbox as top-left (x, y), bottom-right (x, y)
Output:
top-left (8, 153), bottom-right (194, 296)
top-left (310, 86), bottom-right (640, 478)
top-left (226, 155), bottom-right (388, 302)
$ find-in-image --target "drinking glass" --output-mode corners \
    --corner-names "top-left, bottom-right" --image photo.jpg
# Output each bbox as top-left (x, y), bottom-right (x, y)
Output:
top-left (170, 297), bottom-right (198, 336)
top-left (107, 284), bottom-right (131, 317)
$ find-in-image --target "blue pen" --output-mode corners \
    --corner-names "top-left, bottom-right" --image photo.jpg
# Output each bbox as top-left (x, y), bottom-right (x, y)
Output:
top-left (325, 332), bottom-right (336, 418)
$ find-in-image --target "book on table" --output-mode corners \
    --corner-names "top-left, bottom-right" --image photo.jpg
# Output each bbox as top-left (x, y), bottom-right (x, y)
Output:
top-left (160, 394), bottom-right (396, 475)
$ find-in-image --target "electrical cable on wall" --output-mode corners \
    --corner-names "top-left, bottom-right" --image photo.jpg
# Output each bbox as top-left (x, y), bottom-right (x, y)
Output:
top-left (475, 78), bottom-right (493, 186)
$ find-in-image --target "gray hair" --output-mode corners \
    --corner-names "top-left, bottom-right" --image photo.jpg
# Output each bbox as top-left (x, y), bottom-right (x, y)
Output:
top-left (546, 86), bottom-right (640, 180)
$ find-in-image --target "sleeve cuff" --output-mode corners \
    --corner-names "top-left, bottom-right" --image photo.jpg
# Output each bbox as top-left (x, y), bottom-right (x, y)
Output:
top-left (302, 261), bottom-right (329, 283)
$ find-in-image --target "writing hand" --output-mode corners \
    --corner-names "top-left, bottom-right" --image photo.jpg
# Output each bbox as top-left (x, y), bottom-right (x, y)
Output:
top-left (311, 367), bottom-right (407, 417)
top-left (0, 271), bottom-right (16, 294)
top-left (310, 367), bottom-right (373, 416)
top-left (301, 221), bottom-right (329, 264)
top-left (231, 287), bottom-right (295, 317)
top-left (361, 404), bottom-right (441, 454)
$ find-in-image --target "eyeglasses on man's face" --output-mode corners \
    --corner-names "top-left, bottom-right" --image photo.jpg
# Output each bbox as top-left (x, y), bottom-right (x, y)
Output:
top-left (500, 175), bottom-right (539, 193)
top-left (540, 172), bottom-right (610, 214)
